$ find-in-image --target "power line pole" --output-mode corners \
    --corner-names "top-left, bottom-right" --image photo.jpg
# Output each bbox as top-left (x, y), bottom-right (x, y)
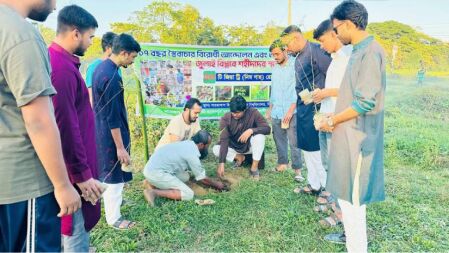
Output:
top-left (288, 0), bottom-right (292, 25)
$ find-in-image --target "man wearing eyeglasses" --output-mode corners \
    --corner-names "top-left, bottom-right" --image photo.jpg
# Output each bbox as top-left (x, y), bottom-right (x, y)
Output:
top-left (318, 1), bottom-right (386, 252)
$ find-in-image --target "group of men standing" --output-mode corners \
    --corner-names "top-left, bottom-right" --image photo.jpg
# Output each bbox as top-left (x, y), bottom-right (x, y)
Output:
top-left (0, 0), bottom-right (385, 252)
top-left (273, 1), bottom-right (386, 252)
top-left (0, 1), bottom-right (141, 252)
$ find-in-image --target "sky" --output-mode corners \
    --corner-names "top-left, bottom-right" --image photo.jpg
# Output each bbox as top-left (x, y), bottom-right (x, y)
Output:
top-left (43, 0), bottom-right (449, 42)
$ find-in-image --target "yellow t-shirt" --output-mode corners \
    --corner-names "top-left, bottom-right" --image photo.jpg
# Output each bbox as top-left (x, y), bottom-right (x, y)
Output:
top-left (155, 114), bottom-right (201, 150)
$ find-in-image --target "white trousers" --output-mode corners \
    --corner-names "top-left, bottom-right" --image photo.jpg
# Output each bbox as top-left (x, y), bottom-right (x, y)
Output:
top-left (303, 150), bottom-right (327, 190)
top-left (102, 183), bottom-right (124, 225)
top-left (338, 154), bottom-right (367, 253)
top-left (213, 134), bottom-right (266, 162)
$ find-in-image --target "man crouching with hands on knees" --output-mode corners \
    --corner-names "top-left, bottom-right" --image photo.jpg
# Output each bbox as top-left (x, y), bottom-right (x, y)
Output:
top-left (143, 130), bottom-right (227, 205)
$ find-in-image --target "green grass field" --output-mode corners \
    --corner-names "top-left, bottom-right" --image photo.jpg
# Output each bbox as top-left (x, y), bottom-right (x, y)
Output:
top-left (91, 76), bottom-right (449, 252)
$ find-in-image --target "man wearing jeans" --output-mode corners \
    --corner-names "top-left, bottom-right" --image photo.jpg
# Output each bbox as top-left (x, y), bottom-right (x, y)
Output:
top-left (266, 39), bottom-right (303, 181)
top-left (311, 19), bottom-right (353, 237)
top-left (312, 20), bottom-right (352, 174)
top-left (319, 1), bottom-right (386, 252)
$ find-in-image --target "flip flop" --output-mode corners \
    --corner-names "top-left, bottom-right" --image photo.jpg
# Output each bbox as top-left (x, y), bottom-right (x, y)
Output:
top-left (249, 169), bottom-right (260, 180)
top-left (294, 184), bottom-right (322, 196)
top-left (317, 195), bottom-right (335, 205)
top-left (319, 213), bottom-right (342, 228)
top-left (324, 233), bottom-right (346, 244)
top-left (313, 204), bottom-right (331, 213)
top-left (195, 199), bottom-right (216, 206)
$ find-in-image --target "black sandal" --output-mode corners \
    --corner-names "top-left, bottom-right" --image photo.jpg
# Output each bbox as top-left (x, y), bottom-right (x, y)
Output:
top-left (296, 184), bottom-right (322, 196)
top-left (249, 169), bottom-right (260, 180)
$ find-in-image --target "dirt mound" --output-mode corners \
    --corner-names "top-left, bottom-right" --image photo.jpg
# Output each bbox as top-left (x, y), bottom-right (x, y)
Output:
top-left (142, 169), bottom-right (246, 196)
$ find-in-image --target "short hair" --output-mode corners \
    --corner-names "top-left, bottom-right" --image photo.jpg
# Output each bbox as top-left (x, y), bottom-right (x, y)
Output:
top-left (313, 19), bottom-right (333, 40)
top-left (229, 95), bottom-right (247, 112)
top-left (281, 25), bottom-right (302, 37)
top-left (57, 5), bottom-right (98, 34)
top-left (101, 32), bottom-right (117, 52)
top-left (330, 0), bottom-right (368, 30)
top-left (269, 39), bottom-right (284, 52)
top-left (112, 33), bottom-right (141, 55)
top-left (191, 130), bottom-right (211, 145)
top-left (184, 98), bottom-right (202, 111)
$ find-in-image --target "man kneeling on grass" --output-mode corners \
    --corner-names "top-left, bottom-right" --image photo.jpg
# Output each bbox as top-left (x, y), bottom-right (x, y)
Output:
top-left (143, 130), bottom-right (226, 205)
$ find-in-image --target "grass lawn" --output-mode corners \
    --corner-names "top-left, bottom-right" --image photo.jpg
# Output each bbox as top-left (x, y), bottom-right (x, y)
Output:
top-left (91, 77), bottom-right (449, 252)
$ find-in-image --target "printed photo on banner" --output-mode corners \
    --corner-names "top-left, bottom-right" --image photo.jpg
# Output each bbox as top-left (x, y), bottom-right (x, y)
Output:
top-left (142, 59), bottom-right (192, 107)
top-left (136, 45), bottom-right (276, 118)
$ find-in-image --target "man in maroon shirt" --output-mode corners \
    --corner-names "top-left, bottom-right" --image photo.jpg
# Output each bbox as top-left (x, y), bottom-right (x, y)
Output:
top-left (49, 5), bottom-right (102, 252)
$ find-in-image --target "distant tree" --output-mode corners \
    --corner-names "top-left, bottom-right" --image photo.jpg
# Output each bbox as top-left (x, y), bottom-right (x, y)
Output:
top-left (197, 18), bottom-right (228, 46)
top-left (95, 1), bottom-right (449, 75)
top-left (110, 22), bottom-right (152, 43)
top-left (112, 1), bottom-right (227, 45)
top-left (260, 22), bottom-right (284, 46)
top-left (37, 24), bottom-right (55, 45)
top-left (224, 24), bottom-right (261, 46)
top-left (83, 37), bottom-right (102, 61)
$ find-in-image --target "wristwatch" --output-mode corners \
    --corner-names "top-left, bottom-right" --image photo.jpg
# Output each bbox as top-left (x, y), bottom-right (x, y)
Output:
top-left (327, 117), bottom-right (335, 127)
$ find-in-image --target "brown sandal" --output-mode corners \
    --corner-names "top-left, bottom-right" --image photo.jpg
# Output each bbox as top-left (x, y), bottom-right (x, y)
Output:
top-left (319, 213), bottom-right (342, 228)
top-left (317, 191), bottom-right (335, 204)
top-left (313, 204), bottom-right (331, 213)
top-left (111, 218), bottom-right (136, 230)
top-left (294, 184), bottom-right (322, 196)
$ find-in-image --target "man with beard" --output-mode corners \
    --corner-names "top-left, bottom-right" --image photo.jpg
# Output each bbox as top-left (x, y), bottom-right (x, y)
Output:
top-left (319, 1), bottom-right (386, 251)
top-left (48, 5), bottom-right (102, 252)
top-left (143, 130), bottom-right (226, 205)
top-left (0, 0), bottom-right (81, 251)
top-left (155, 98), bottom-right (202, 150)
top-left (280, 25), bottom-right (331, 196)
top-left (266, 39), bottom-right (304, 182)
top-left (92, 33), bottom-right (141, 230)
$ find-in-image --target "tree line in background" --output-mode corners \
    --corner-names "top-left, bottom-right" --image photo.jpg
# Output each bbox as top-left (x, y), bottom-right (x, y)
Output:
top-left (39, 1), bottom-right (449, 76)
